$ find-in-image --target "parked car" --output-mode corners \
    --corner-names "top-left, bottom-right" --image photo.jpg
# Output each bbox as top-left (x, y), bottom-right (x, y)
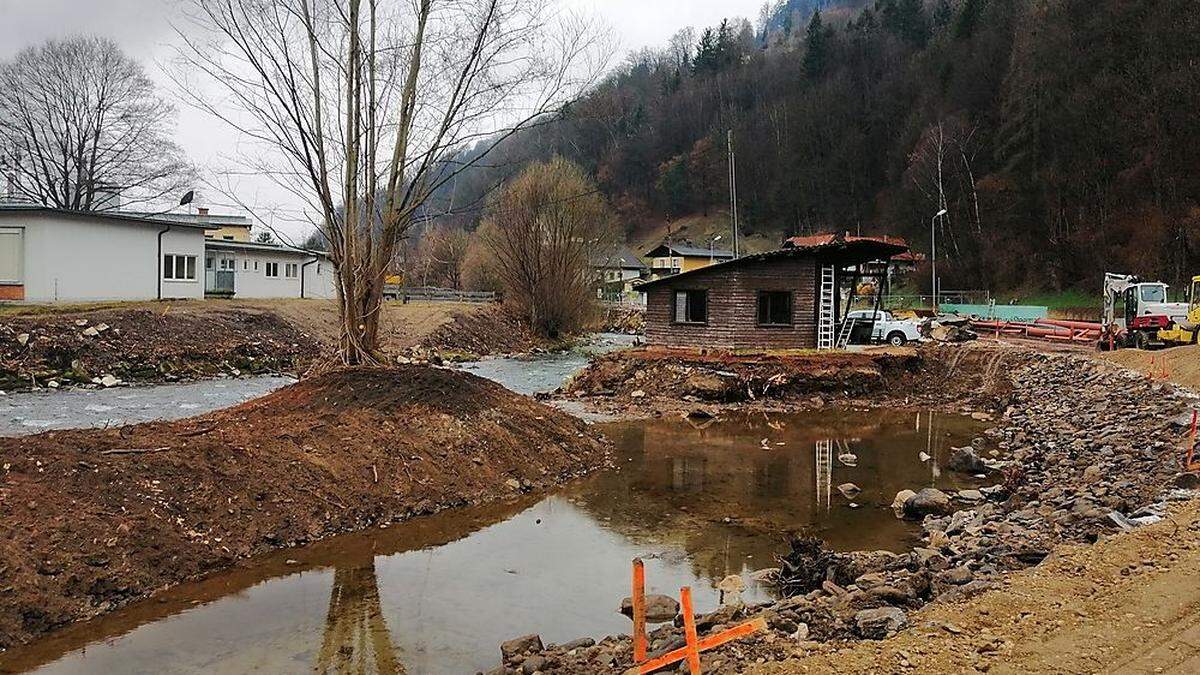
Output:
top-left (844, 309), bottom-right (924, 346)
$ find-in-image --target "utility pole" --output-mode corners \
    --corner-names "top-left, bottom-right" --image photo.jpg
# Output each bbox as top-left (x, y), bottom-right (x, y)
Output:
top-left (727, 130), bottom-right (740, 259)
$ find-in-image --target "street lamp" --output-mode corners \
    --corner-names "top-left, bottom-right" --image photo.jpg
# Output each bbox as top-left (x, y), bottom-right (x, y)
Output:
top-left (710, 235), bottom-right (723, 263)
top-left (931, 208), bottom-right (947, 310)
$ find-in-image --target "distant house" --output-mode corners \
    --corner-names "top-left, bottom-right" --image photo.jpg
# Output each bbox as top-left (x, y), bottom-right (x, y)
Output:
top-left (0, 204), bottom-right (209, 302)
top-left (644, 242), bottom-right (735, 278)
top-left (0, 204), bottom-right (337, 303)
top-left (204, 239), bottom-right (336, 299)
top-left (594, 247), bottom-right (649, 303)
top-left (638, 236), bottom-right (908, 351)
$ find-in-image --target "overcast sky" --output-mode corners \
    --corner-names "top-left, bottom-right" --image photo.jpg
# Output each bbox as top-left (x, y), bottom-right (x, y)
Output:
top-left (0, 0), bottom-right (764, 239)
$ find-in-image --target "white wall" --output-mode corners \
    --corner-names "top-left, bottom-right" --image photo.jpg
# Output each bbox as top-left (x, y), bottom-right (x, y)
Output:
top-left (0, 212), bottom-right (205, 302)
top-left (210, 247), bottom-right (336, 299)
top-left (302, 257), bottom-right (336, 299)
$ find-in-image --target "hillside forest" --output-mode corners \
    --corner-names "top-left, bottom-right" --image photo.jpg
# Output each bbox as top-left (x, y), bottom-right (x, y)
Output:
top-left (414, 0), bottom-right (1200, 295)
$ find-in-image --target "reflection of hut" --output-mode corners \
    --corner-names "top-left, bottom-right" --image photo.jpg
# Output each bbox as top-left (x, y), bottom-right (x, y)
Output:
top-left (638, 236), bottom-right (908, 350)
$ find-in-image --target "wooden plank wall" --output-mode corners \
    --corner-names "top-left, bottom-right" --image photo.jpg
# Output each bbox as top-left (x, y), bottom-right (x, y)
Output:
top-left (644, 256), bottom-right (818, 349)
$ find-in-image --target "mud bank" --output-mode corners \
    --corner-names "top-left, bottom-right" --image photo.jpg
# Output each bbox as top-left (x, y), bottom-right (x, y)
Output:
top-left (0, 308), bottom-right (319, 392)
top-left (0, 366), bottom-right (609, 651)
top-left (562, 344), bottom-right (1012, 416)
top-left (497, 344), bottom-right (1199, 674)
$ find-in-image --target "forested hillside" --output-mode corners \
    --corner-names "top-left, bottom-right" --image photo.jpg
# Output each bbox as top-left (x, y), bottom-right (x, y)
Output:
top-left (428, 0), bottom-right (1200, 293)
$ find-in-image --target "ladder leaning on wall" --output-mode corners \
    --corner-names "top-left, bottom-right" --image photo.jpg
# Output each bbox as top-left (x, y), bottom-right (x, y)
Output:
top-left (817, 265), bottom-right (836, 350)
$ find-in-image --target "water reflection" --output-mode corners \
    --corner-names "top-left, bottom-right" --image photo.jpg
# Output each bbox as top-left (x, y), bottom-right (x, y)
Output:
top-left (315, 558), bottom-right (402, 675)
top-left (2, 409), bottom-right (985, 675)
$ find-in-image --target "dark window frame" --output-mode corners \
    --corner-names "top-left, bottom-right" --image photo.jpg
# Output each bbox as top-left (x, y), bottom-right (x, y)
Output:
top-left (757, 290), bottom-right (793, 327)
top-left (673, 289), bottom-right (709, 325)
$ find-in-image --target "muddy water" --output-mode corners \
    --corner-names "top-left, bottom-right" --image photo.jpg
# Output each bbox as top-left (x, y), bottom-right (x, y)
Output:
top-left (0, 408), bottom-right (984, 675)
top-left (0, 377), bottom-right (294, 436)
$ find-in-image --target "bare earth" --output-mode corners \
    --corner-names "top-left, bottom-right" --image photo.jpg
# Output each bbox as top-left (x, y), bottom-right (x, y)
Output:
top-left (754, 493), bottom-right (1200, 675)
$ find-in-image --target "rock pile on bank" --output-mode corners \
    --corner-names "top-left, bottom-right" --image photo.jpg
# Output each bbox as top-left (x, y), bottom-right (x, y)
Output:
top-left (492, 345), bottom-right (1199, 673)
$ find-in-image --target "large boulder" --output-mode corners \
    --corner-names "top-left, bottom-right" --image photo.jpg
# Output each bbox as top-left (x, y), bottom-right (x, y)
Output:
top-left (620, 594), bottom-right (680, 623)
top-left (855, 606), bottom-right (908, 639)
top-left (946, 446), bottom-right (989, 474)
top-left (904, 488), bottom-right (953, 518)
top-left (501, 634), bottom-right (544, 663)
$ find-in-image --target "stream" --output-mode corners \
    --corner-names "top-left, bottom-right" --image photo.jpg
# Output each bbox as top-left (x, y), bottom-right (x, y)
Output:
top-left (0, 337), bottom-right (986, 674)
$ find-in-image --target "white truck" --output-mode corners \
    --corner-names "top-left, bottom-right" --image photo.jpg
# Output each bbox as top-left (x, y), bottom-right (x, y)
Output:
top-left (843, 309), bottom-right (924, 347)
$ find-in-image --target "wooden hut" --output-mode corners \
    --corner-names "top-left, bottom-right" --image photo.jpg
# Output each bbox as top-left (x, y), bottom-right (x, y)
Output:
top-left (637, 236), bottom-right (909, 351)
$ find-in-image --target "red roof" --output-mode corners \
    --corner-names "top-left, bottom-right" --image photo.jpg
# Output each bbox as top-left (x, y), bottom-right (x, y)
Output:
top-left (784, 233), bottom-right (912, 258)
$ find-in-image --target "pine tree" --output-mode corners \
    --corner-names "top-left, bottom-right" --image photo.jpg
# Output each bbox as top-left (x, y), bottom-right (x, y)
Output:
top-left (803, 10), bottom-right (830, 78)
top-left (933, 0), bottom-right (953, 29)
top-left (955, 0), bottom-right (986, 40)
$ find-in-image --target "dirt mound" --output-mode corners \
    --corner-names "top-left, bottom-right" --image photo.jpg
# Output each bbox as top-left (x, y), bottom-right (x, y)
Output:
top-left (419, 305), bottom-right (541, 357)
top-left (0, 366), bottom-right (608, 650)
top-left (1103, 343), bottom-right (1200, 392)
top-left (566, 347), bottom-right (923, 403)
top-left (0, 308), bottom-right (319, 391)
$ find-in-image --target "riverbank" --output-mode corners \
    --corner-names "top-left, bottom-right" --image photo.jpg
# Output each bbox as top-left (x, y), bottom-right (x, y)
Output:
top-left (0, 299), bottom-right (530, 392)
top-left (0, 366), bottom-right (610, 651)
top-left (498, 343), bottom-right (1199, 673)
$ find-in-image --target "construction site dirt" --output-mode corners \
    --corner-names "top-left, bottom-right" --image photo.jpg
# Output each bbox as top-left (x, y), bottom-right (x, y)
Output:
top-left (0, 366), bottom-right (610, 653)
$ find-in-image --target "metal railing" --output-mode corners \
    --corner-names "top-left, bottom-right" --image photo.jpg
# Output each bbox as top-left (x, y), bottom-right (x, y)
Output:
top-left (382, 285), bottom-right (497, 303)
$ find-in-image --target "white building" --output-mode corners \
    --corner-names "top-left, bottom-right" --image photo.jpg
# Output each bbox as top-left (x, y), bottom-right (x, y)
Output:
top-left (204, 239), bottom-right (336, 300)
top-left (0, 205), bottom-right (208, 302)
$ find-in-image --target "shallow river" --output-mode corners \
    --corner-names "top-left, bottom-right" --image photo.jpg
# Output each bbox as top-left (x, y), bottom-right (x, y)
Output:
top-left (0, 337), bottom-right (986, 674)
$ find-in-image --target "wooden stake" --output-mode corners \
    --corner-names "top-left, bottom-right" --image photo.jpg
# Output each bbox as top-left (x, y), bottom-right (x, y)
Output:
top-left (632, 559), bottom-right (647, 664)
top-left (680, 587), bottom-right (701, 674)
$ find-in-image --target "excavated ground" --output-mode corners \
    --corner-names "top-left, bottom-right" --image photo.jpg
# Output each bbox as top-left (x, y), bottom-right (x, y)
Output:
top-left (494, 343), bottom-right (1200, 674)
top-left (0, 366), bottom-right (610, 651)
top-left (0, 307), bottom-right (320, 391)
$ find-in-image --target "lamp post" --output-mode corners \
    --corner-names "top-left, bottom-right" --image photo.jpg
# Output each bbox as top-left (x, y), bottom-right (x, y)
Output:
top-left (931, 208), bottom-right (947, 310)
top-left (709, 235), bottom-right (723, 263)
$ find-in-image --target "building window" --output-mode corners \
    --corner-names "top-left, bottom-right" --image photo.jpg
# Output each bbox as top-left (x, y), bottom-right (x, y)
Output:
top-left (285, 263), bottom-right (298, 278)
top-left (673, 290), bottom-right (708, 324)
top-left (222, 235), bottom-right (234, 241)
top-left (243, 260), bottom-right (249, 270)
top-left (316, 263), bottom-right (322, 275)
top-left (163, 254), bottom-right (197, 281)
top-left (265, 262), bottom-right (279, 278)
top-left (758, 291), bottom-right (793, 326)
top-left (0, 228), bottom-right (24, 284)
top-left (254, 261), bottom-right (259, 271)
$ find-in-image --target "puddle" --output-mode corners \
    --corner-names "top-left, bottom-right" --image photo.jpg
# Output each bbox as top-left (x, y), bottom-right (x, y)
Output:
top-left (0, 408), bottom-right (985, 675)
top-left (0, 377), bottom-right (295, 436)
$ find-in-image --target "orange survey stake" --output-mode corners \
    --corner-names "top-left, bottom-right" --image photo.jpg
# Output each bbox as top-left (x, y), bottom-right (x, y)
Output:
top-left (632, 559), bottom-right (647, 664)
top-left (623, 558), bottom-right (766, 675)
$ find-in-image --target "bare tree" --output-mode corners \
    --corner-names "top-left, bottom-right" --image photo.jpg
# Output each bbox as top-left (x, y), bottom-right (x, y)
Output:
top-left (406, 223), bottom-right (470, 288)
top-left (176, 0), bottom-right (608, 364)
top-left (0, 37), bottom-right (192, 210)
top-left (479, 157), bottom-right (616, 339)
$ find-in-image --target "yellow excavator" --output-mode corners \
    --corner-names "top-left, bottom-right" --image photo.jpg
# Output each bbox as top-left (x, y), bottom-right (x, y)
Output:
top-left (1158, 275), bottom-right (1200, 345)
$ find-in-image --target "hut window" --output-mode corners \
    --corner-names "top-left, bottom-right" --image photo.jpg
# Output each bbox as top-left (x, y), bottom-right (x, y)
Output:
top-left (758, 291), bottom-right (793, 326)
top-left (674, 290), bottom-right (708, 324)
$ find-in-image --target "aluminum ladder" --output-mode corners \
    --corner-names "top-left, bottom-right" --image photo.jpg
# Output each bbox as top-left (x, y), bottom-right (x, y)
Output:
top-left (817, 265), bottom-right (836, 350)
top-left (836, 317), bottom-right (857, 349)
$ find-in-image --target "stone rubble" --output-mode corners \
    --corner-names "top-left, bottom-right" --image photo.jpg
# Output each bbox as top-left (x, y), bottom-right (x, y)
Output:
top-left (488, 345), bottom-right (1198, 674)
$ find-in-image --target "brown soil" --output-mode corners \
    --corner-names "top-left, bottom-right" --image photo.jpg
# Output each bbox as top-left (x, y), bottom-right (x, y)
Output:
top-left (754, 496), bottom-right (1200, 675)
top-left (1102, 343), bottom-right (1200, 392)
top-left (0, 366), bottom-right (608, 650)
top-left (0, 299), bottom-right (493, 390)
top-left (0, 306), bottom-right (319, 390)
top-left (419, 304), bottom-right (543, 357)
top-left (563, 343), bottom-right (1017, 416)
